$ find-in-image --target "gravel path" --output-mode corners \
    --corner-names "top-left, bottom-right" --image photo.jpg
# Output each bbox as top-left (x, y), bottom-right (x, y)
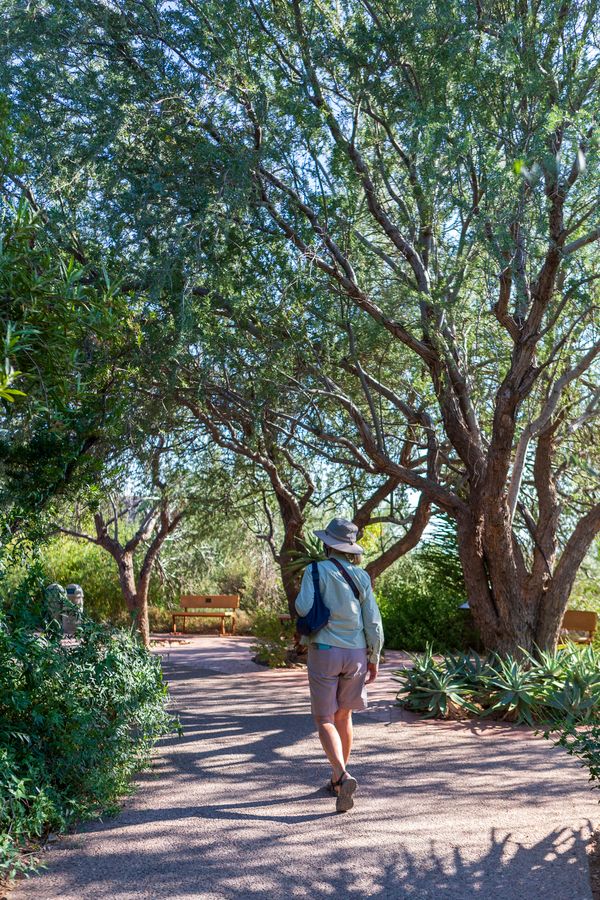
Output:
top-left (14, 636), bottom-right (597, 899)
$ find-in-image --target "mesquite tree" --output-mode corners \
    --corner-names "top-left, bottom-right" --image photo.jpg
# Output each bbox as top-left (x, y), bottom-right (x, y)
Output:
top-left (4, 0), bottom-right (600, 652)
top-left (55, 444), bottom-right (186, 646)
top-left (188, 0), bottom-right (600, 654)
top-left (169, 358), bottom-right (430, 609)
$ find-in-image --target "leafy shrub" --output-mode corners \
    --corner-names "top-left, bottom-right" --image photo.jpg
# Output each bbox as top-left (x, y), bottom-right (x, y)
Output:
top-left (377, 578), bottom-right (467, 652)
top-left (395, 644), bottom-right (600, 724)
top-left (250, 608), bottom-right (296, 668)
top-left (0, 589), bottom-right (176, 881)
top-left (546, 723), bottom-right (600, 789)
top-left (375, 517), bottom-right (470, 652)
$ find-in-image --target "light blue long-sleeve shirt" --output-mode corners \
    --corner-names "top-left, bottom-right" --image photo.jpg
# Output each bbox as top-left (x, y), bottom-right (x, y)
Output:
top-left (294, 554), bottom-right (384, 664)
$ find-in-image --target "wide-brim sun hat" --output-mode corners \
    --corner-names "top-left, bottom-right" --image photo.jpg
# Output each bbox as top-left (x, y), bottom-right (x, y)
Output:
top-left (314, 517), bottom-right (364, 555)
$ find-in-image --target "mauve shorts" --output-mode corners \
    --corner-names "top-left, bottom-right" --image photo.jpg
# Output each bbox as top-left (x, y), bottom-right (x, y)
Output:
top-left (307, 645), bottom-right (368, 718)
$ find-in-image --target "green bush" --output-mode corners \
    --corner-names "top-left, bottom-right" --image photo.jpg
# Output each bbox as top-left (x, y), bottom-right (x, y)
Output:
top-left (0, 583), bottom-right (176, 881)
top-left (377, 579), bottom-right (467, 652)
top-left (376, 563), bottom-right (468, 651)
top-left (375, 518), bottom-right (470, 652)
top-left (395, 644), bottom-right (600, 725)
top-left (546, 723), bottom-right (600, 790)
top-left (39, 536), bottom-right (130, 624)
top-left (250, 608), bottom-right (296, 668)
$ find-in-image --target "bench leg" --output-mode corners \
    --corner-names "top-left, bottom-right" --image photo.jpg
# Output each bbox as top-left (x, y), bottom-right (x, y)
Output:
top-left (231, 615), bottom-right (236, 635)
top-left (172, 615), bottom-right (176, 634)
top-left (220, 617), bottom-right (225, 636)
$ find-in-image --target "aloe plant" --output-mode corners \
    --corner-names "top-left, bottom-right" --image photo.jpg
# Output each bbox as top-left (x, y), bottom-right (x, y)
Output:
top-left (396, 667), bottom-right (478, 718)
top-left (442, 649), bottom-right (488, 689)
top-left (523, 646), bottom-right (568, 685)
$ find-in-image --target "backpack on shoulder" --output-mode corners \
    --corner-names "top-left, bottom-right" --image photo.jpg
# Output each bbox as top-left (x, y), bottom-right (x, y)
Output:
top-left (295, 561), bottom-right (330, 636)
top-left (296, 558), bottom-right (361, 637)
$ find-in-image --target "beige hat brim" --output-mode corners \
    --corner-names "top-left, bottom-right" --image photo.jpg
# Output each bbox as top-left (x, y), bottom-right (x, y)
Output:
top-left (313, 529), bottom-right (364, 555)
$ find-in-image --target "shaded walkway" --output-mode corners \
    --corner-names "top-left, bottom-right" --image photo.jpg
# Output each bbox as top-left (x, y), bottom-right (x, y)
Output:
top-left (14, 637), bottom-right (597, 899)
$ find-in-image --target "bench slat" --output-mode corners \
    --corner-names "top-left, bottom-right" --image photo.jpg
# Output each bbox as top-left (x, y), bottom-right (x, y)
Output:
top-left (173, 612), bottom-right (233, 617)
top-left (179, 595), bottom-right (239, 609)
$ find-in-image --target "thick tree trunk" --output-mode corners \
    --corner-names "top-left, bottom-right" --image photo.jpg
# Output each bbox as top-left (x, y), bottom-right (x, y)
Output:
top-left (279, 521), bottom-right (306, 617)
top-left (116, 554), bottom-right (151, 648)
top-left (456, 500), bottom-right (600, 655)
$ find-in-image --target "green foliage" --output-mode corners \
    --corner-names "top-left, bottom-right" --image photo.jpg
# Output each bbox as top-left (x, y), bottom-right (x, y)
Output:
top-left (394, 646), bottom-right (479, 718)
top-left (376, 522), bottom-right (468, 651)
top-left (0, 576), bottom-right (176, 881)
top-left (0, 322), bottom-right (26, 404)
top-left (395, 644), bottom-right (600, 725)
top-left (547, 723), bottom-right (600, 793)
top-left (250, 608), bottom-right (296, 668)
top-left (0, 200), bottom-right (139, 522)
top-left (39, 536), bottom-right (129, 625)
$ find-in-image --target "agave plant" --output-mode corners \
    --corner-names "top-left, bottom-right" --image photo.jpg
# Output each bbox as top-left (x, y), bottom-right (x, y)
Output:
top-left (394, 648), bottom-right (478, 718)
top-left (524, 646), bottom-right (568, 685)
top-left (542, 678), bottom-right (600, 725)
top-left (479, 655), bottom-right (545, 725)
top-left (281, 534), bottom-right (325, 580)
top-left (565, 643), bottom-right (600, 686)
top-left (442, 649), bottom-right (488, 691)
top-left (394, 643), bottom-right (600, 725)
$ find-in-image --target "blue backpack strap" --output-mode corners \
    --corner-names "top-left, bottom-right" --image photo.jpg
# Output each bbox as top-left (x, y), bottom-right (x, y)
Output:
top-left (311, 560), bottom-right (320, 592)
top-left (329, 557), bottom-right (360, 599)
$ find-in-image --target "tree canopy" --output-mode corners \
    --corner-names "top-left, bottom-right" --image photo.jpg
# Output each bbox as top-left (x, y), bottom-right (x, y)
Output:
top-left (1, 0), bottom-right (599, 651)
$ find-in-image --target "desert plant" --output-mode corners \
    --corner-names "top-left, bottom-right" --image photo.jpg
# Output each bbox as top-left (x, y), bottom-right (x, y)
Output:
top-left (395, 648), bottom-right (478, 718)
top-left (479, 656), bottom-right (545, 725)
top-left (441, 649), bottom-right (488, 688)
top-left (394, 644), bottom-right (600, 725)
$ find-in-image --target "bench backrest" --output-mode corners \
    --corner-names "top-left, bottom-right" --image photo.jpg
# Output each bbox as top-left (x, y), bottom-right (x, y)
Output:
top-left (179, 594), bottom-right (239, 610)
top-left (561, 609), bottom-right (597, 636)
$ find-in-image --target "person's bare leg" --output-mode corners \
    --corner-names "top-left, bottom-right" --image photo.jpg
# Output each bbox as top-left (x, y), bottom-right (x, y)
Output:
top-left (315, 716), bottom-right (345, 781)
top-left (334, 708), bottom-right (353, 768)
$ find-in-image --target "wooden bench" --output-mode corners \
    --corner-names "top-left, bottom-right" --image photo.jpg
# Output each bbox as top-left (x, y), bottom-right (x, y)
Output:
top-left (172, 595), bottom-right (239, 636)
top-left (560, 610), bottom-right (598, 645)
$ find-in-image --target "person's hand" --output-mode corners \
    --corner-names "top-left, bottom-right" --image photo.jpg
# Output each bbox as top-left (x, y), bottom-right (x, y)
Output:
top-left (366, 662), bottom-right (378, 684)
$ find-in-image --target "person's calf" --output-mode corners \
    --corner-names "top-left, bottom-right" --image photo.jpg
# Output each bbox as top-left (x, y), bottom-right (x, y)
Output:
top-left (333, 708), bottom-right (353, 766)
top-left (314, 716), bottom-right (345, 780)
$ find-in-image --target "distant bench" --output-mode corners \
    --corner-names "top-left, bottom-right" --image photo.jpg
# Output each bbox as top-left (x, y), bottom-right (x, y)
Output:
top-left (560, 610), bottom-right (597, 646)
top-left (172, 595), bottom-right (240, 636)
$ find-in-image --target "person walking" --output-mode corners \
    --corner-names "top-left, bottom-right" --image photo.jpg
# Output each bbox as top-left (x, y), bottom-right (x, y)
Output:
top-left (295, 517), bottom-right (384, 813)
